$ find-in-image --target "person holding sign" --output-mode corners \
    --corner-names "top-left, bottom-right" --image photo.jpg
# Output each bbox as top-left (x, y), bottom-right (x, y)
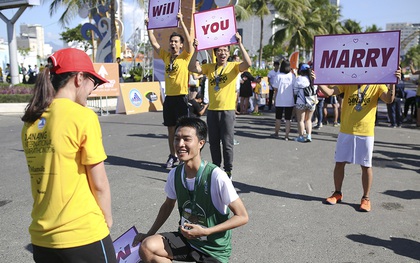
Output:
top-left (188, 32), bottom-right (252, 178)
top-left (146, 12), bottom-right (194, 169)
top-left (319, 68), bottom-right (402, 212)
top-left (132, 117), bottom-right (248, 263)
top-left (21, 48), bottom-right (116, 262)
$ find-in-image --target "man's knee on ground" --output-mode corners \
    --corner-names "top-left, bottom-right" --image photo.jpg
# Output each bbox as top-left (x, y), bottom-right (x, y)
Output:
top-left (139, 235), bottom-right (165, 259)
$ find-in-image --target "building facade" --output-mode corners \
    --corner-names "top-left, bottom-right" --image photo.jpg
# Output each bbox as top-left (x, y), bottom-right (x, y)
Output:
top-left (17, 23), bottom-right (45, 59)
top-left (386, 22), bottom-right (420, 56)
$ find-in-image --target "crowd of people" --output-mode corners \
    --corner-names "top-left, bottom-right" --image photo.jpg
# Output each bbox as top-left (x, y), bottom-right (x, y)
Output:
top-left (17, 8), bottom-right (417, 263)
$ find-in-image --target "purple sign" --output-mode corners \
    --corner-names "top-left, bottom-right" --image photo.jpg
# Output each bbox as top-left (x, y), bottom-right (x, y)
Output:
top-left (148, 0), bottom-right (180, 30)
top-left (194, 5), bottom-right (237, 51)
top-left (313, 31), bottom-right (400, 85)
top-left (113, 226), bottom-right (141, 263)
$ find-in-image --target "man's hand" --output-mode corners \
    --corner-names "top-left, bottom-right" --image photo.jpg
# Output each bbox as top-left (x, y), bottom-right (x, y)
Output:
top-left (180, 223), bottom-right (207, 239)
top-left (132, 233), bottom-right (150, 247)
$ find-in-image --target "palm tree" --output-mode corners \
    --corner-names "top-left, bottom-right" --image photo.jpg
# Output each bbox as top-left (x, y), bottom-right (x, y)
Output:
top-left (237, 0), bottom-right (305, 68)
top-left (343, 19), bottom-right (362, 33)
top-left (270, 0), bottom-right (347, 59)
top-left (364, 24), bottom-right (382, 33)
top-left (312, 0), bottom-right (347, 35)
top-left (270, 0), bottom-right (319, 55)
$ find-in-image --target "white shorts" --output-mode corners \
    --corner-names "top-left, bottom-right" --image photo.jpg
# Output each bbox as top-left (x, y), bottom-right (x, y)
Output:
top-left (335, 132), bottom-right (374, 167)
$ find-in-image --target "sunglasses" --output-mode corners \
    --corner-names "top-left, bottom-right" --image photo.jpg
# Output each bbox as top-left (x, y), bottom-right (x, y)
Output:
top-left (86, 75), bottom-right (100, 90)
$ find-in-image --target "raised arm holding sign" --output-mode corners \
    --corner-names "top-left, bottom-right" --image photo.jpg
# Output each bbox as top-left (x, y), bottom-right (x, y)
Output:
top-left (188, 31), bottom-right (251, 178)
top-left (316, 67), bottom-right (401, 213)
top-left (145, 11), bottom-right (194, 169)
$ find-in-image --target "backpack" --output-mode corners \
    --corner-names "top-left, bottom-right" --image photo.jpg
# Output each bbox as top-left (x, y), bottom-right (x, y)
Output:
top-left (303, 85), bottom-right (316, 97)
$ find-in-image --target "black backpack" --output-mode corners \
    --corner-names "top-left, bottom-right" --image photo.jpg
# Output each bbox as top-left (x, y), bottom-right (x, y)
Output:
top-left (304, 84), bottom-right (316, 97)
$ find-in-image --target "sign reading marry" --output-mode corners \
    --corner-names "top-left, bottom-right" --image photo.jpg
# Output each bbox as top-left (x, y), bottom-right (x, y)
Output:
top-left (147, 0), bottom-right (180, 30)
top-left (113, 226), bottom-right (141, 263)
top-left (194, 5), bottom-right (237, 51)
top-left (313, 31), bottom-right (400, 85)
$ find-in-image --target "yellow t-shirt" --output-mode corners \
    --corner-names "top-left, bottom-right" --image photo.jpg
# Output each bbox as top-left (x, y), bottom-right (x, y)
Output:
top-left (201, 62), bottom-right (241, 110)
top-left (254, 83), bottom-right (262, 95)
top-left (21, 98), bottom-right (109, 248)
top-left (159, 49), bottom-right (193, 96)
top-left (338, 84), bottom-right (387, 136)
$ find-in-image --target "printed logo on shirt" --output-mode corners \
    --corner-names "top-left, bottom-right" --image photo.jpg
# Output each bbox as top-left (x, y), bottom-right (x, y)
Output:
top-left (37, 118), bottom-right (46, 130)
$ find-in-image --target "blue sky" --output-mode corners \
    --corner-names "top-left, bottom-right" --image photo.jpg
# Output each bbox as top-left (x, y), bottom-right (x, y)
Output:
top-left (0, 0), bottom-right (419, 46)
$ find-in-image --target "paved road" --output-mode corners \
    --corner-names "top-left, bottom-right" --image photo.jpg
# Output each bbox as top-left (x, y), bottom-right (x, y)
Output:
top-left (0, 106), bottom-right (419, 262)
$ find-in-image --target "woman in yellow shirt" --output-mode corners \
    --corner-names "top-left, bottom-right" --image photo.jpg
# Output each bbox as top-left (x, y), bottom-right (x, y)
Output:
top-left (21, 48), bottom-right (116, 263)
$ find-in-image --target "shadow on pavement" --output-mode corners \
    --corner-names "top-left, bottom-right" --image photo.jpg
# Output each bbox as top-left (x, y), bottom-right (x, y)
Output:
top-left (382, 190), bottom-right (420, 200)
top-left (106, 155), bottom-right (168, 174)
top-left (233, 181), bottom-right (324, 202)
top-left (346, 234), bottom-right (420, 261)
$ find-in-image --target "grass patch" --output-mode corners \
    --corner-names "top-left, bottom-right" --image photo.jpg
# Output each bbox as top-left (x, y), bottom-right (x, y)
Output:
top-left (0, 94), bottom-right (32, 103)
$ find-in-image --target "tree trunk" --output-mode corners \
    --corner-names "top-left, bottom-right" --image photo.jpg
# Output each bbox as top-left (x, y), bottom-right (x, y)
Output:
top-left (259, 16), bottom-right (264, 69)
top-left (110, 0), bottom-right (116, 62)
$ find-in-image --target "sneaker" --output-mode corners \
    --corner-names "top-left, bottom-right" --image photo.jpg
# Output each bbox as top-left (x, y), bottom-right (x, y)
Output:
top-left (305, 135), bottom-right (312, 142)
top-left (325, 191), bottom-right (343, 205)
top-left (270, 133), bottom-right (279, 138)
top-left (165, 154), bottom-right (178, 169)
top-left (284, 137), bottom-right (289, 141)
top-left (359, 198), bottom-right (371, 212)
top-left (294, 136), bottom-right (306, 142)
top-left (233, 139), bottom-right (240, 145)
top-left (333, 122), bottom-right (340, 127)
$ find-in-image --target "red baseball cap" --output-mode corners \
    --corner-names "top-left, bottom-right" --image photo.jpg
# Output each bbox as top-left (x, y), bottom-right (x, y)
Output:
top-left (48, 48), bottom-right (108, 85)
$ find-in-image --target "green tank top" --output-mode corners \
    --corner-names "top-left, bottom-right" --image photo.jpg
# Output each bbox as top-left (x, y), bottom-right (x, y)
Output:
top-left (174, 163), bottom-right (232, 263)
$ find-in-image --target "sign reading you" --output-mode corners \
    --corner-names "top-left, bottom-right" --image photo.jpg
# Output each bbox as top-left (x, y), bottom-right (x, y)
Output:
top-left (194, 5), bottom-right (237, 51)
top-left (313, 31), bottom-right (400, 85)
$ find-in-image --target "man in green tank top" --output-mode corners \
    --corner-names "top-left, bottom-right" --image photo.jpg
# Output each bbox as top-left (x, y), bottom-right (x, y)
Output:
top-left (132, 117), bottom-right (248, 263)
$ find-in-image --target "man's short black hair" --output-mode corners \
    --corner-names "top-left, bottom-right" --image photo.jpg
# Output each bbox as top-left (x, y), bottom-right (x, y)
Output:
top-left (175, 116), bottom-right (207, 144)
top-left (170, 32), bottom-right (184, 44)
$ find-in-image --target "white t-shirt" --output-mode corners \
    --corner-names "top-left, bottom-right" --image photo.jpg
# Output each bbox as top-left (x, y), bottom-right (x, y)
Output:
top-left (267, 69), bottom-right (280, 90)
top-left (274, 72), bottom-right (295, 107)
top-left (165, 165), bottom-right (239, 214)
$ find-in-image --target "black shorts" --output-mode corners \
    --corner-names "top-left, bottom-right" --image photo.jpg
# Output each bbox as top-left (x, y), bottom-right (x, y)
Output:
top-left (324, 96), bottom-right (338, 105)
top-left (163, 95), bottom-right (188, 126)
top-left (32, 235), bottom-right (116, 263)
top-left (275, 106), bottom-right (294, 120)
top-left (161, 232), bottom-right (221, 263)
